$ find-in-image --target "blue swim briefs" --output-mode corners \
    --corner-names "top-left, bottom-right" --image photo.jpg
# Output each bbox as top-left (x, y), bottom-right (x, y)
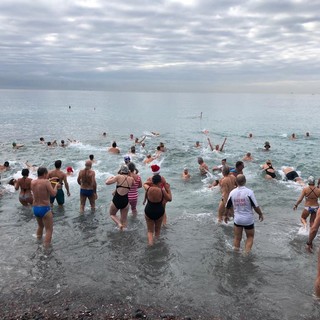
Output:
top-left (33, 206), bottom-right (51, 218)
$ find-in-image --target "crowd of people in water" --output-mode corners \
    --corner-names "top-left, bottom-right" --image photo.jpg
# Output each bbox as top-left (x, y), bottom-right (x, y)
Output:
top-left (0, 129), bottom-right (320, 297)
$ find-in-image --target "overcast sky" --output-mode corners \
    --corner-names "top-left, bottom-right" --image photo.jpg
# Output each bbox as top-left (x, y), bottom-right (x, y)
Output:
top-left (1, 0), bottom-right (320, 93)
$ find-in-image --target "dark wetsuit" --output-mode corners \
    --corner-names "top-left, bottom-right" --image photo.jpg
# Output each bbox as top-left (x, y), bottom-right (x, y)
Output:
top-left (286, 170), bottom-right (299, 181)
top-left (112, 177), bottom-right (130, 209)
top-left (265, 165), bottom-right (276, 178)
top-left (145, 188), bottom-right (164, 221)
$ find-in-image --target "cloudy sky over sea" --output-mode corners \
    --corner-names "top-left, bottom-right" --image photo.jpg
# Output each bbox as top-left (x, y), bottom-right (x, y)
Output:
top-left (1, 0), bottom-right (319, 92)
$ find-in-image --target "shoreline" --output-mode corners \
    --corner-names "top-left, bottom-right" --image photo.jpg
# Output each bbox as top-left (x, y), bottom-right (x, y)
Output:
top-left (0, 293), bottom-right (217, 319)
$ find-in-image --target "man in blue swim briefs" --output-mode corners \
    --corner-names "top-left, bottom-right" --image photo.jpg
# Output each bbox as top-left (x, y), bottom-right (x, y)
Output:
top-left (31, 167), bottom-right (59, 247)
top-left (77, 160), bottom-right (97, 213)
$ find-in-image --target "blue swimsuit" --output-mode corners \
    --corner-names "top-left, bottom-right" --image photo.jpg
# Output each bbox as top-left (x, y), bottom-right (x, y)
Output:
top-left (33, 206), bottom-right (51, 218)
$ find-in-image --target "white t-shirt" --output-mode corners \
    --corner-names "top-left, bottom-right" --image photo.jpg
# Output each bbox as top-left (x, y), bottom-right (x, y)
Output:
top-left (226, 186), bottom-right (259, 226)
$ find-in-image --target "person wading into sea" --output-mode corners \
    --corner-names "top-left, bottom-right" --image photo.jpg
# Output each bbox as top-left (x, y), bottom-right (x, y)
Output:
top-left (48, 160), bottom-right (71, 208)
top-left (77, 160), bottom-right (97, 213)
top-left (225, 174), bottom-right (264, 254)
top-left (31, 167), bottom-right (59, 248)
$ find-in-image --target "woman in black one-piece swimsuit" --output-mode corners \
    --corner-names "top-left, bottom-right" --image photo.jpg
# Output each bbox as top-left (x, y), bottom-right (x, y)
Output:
top-left (144, 174), bottom-right (172, 245)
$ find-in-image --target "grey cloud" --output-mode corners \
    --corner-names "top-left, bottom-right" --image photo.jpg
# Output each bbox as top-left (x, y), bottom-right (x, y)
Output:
top-left (0, 0), bottom-right (319, 92)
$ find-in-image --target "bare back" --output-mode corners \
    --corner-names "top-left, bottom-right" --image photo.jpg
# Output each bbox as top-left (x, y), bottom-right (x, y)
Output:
top-left (303, 186), bottom-right (320, 206)
top-left (220, 174), bottom-right (237, 200)
top-left (48, 169), bottom-right (66, 188)
top-left (31, 179), bottom-right (55, 206)
top-left (78, 169), bottom-right (96, 190)
top-left (16, 177), bottom-right (32, 194)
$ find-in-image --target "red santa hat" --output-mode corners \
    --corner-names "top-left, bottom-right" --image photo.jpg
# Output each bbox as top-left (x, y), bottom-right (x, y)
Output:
top-left (151, 164), bottom-right (160, 175)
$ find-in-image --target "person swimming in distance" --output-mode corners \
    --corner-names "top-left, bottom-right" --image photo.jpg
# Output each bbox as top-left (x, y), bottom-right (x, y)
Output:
top-left (182, 167), bottom-right (191, 180)
top-left (263, 141), bottom-right (271, 151)
top-left (261, 160), bottom-right (276, 179)
top-left (0, 161), bottom-right (10, 172)
top-left (143, 154), bottom-right (155, 164)
top-left (207, 137), bottom-right (227, 152)
top-left (135, 136), bottom-right (146, 145)
top-left (108, 141), bottom-right (120, 154)
top-left (212, 159), bottom-right (227, 172)
top-left (124, 155), bottom-right (131, 165)
top-left (243, 152), bottom-right (253, 161)
top-left (66, 166), bottom-right (74, 176)
top-left (198, 157), bottom-right (209, 176)
top-left (12, 142), bottom-right (24, 149)
top-left (60, 140), bottom-right (67, 147)
top-left (89, 154), bottom-right (97, 163)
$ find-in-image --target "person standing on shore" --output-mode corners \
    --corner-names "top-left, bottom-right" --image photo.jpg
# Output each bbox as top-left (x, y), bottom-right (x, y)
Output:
top-left (225, 174), bottom-right (264, 253)
top-left (31, 167), bottom-right (59, 248)
top-left (77, 160), bottom-right (97, 213)
top-left (48, 160), bottom-right (71, 207)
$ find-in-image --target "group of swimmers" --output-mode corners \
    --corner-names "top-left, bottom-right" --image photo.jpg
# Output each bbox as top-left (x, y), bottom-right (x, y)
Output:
top-left (0, 133), bottom-right (173, 247)
top-left (2, 130), bottom-right (320, 295)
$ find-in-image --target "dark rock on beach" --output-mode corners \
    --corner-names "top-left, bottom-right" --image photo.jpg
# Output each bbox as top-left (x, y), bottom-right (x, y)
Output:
top-left (0, 297), bottom-right (221, 320)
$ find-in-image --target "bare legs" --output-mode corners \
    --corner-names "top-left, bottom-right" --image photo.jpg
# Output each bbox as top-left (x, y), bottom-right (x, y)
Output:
top-left (109, 202), bottom-right (129, 230)
top-left (36, 211), bottom-right (53, 248)
top-left (80, 193), bottom-right (96, 213)
top-left (233, 225), bottom-right (255, 254)
top-left (315, 249), bottom-right (320, 298)
top-left (129, 199), bottom-right (138, 216)
top-left (145, 215), bottom-right (164, 246)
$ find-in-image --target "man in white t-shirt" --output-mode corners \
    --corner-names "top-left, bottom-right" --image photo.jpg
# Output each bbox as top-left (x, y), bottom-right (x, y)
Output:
top-left (225, 174), bottom-right (264, 253)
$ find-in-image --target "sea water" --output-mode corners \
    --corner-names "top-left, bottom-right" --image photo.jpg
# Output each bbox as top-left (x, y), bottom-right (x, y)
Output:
top-left (1, 89), bottom-right (320, 319)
